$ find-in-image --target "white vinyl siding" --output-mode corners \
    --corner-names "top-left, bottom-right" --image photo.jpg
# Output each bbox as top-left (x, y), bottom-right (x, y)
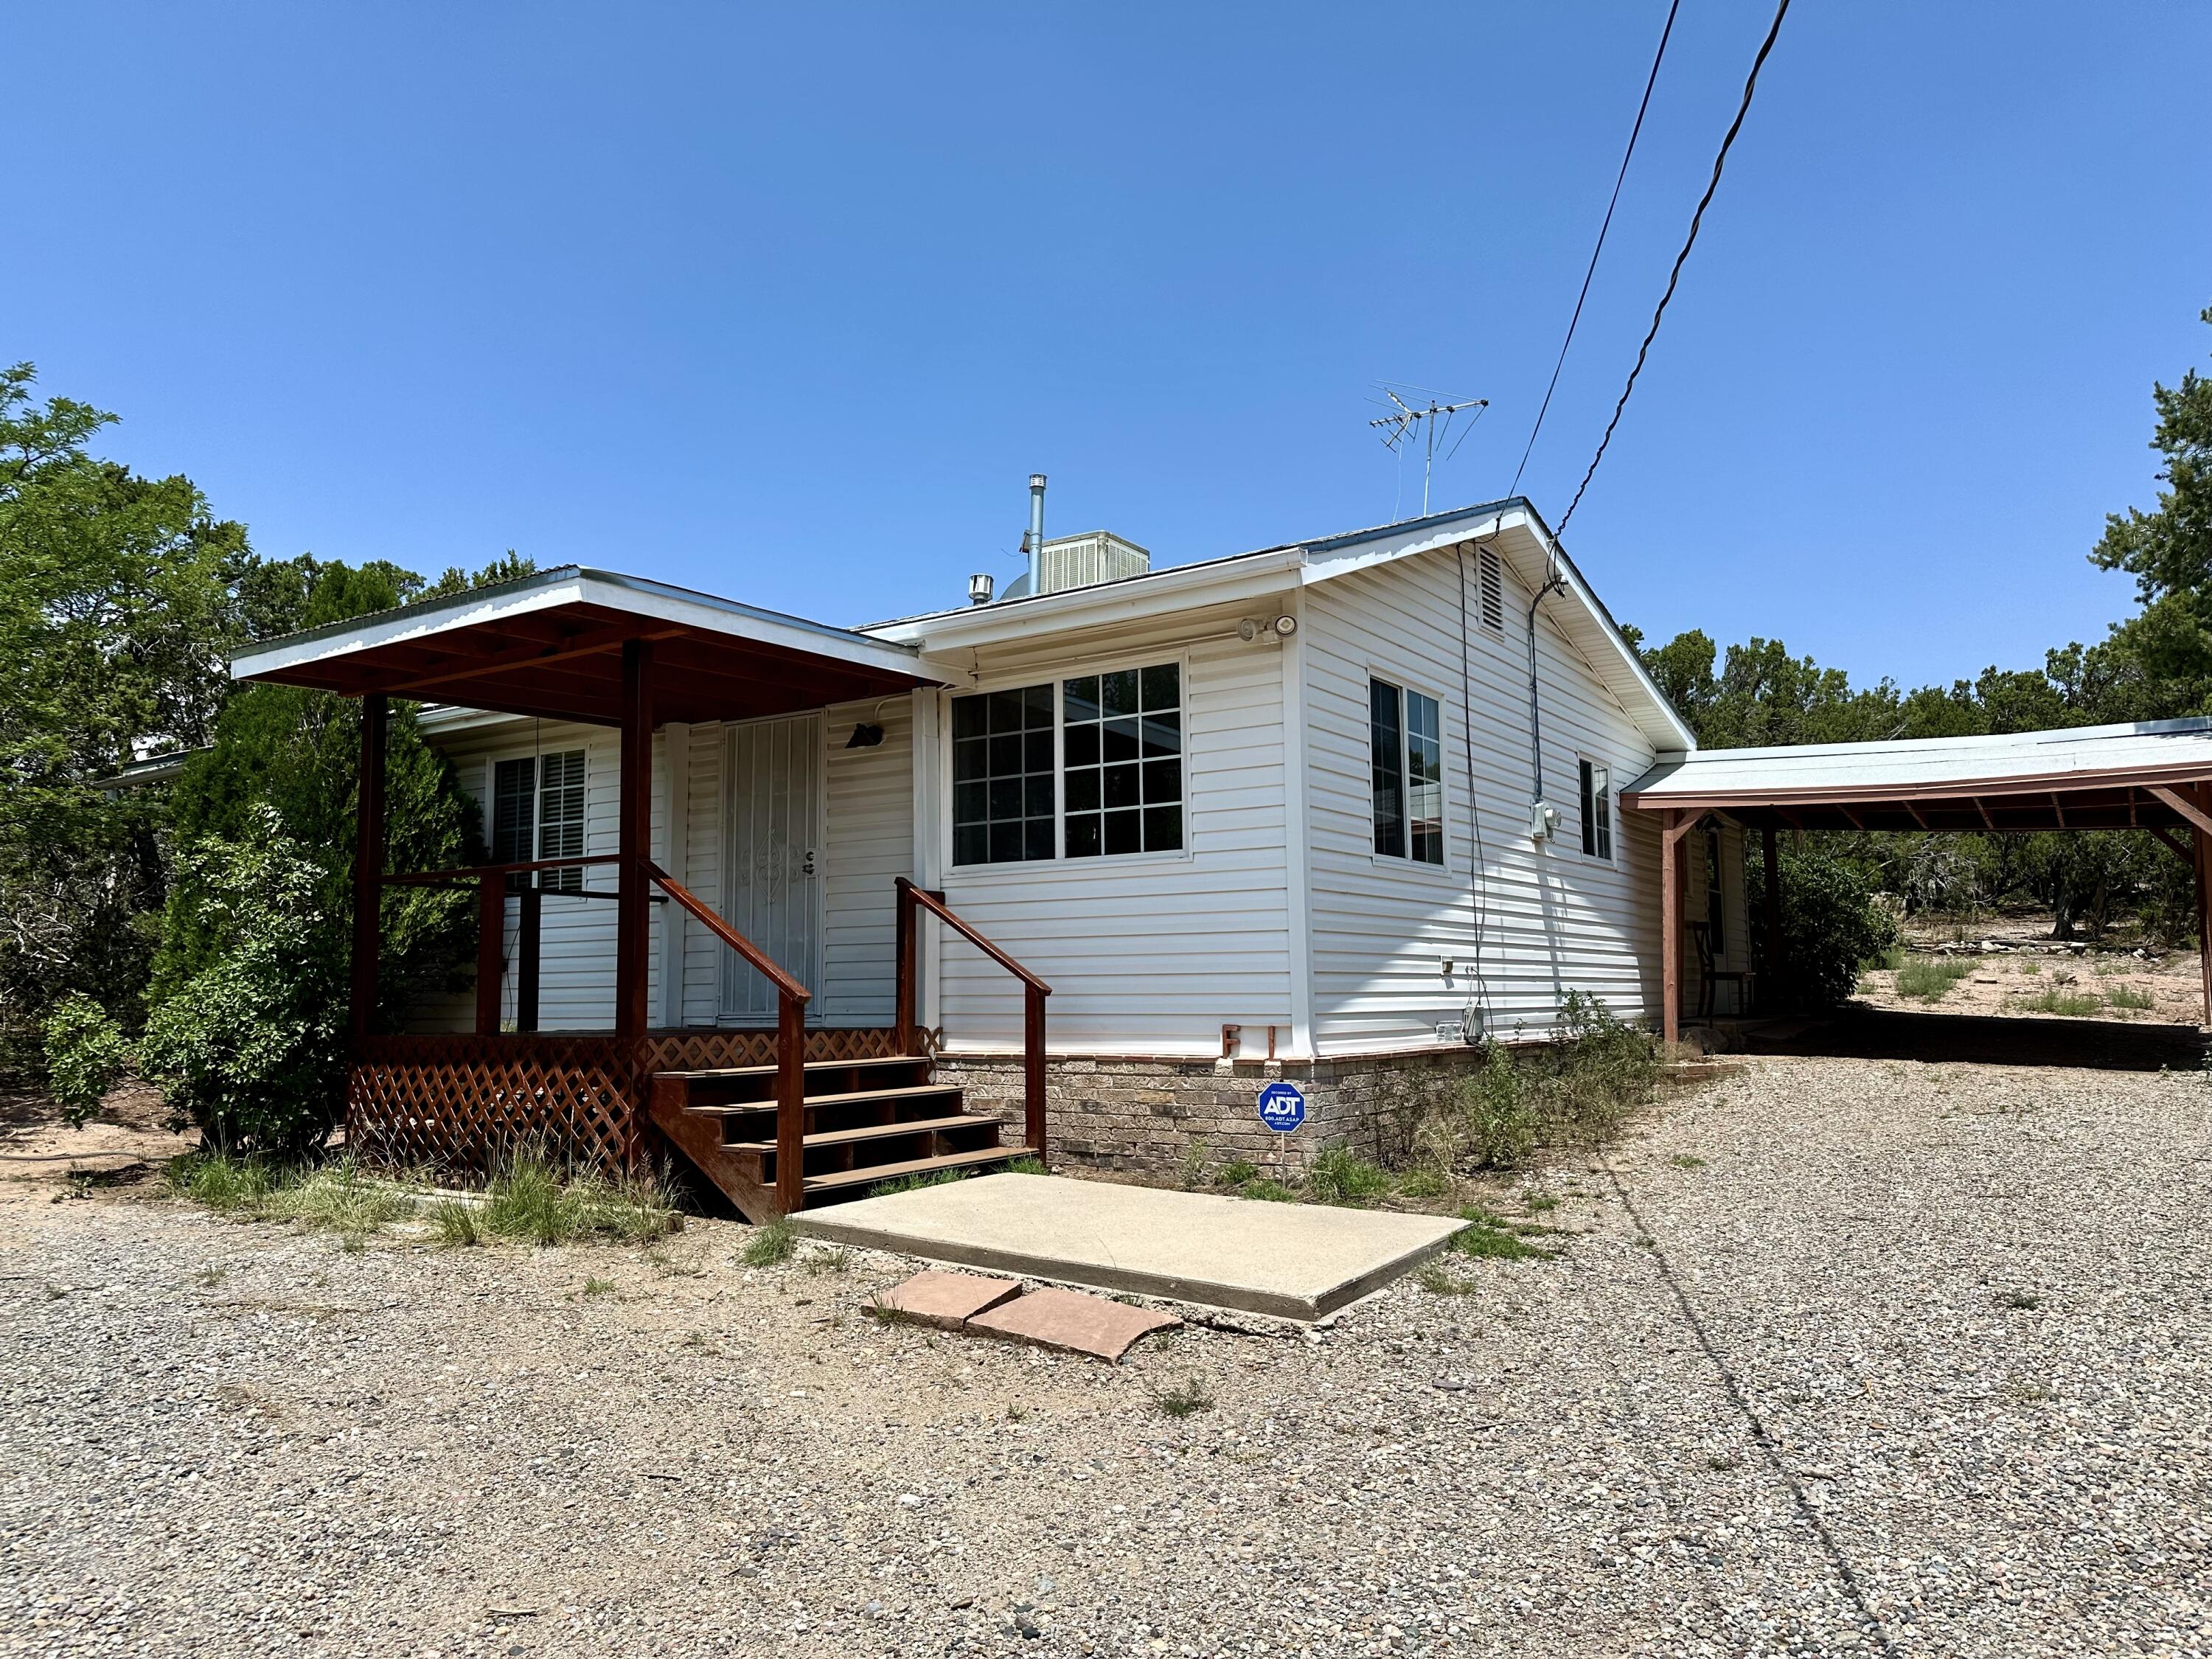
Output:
top-left (1301, 548), bottom-right (1666, 1053)
top-left (935, 608), bottom-right (1293, 1057)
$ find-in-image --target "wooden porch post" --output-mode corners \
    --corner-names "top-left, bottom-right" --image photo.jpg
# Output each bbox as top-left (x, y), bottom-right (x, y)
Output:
top-left (1660, 808), bottom-right (1681, 1047)
top-left (616, 641), bottom-right (655, 1160)
top-left (474, 876), bottom-right (503, 1034)
top-left (349, 694), bottom-right (387, 1051)
top-left (1761, 823), bottom-right (1783, 1010)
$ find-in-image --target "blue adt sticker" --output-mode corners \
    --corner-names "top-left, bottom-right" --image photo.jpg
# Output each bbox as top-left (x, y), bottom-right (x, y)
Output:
top-left (1256, 1080), bottom-right (1307, 1133)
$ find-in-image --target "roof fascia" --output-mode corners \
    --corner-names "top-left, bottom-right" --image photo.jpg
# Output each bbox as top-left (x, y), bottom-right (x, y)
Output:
top-left (866, 548), bottom-right (1307, 650)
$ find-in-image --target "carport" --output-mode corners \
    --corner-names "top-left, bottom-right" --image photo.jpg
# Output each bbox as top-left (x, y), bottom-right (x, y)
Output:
top-left (1621, 717), bottom-right (2212, 1043)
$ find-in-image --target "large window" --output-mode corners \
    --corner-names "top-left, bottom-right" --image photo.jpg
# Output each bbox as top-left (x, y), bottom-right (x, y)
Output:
top-left (1370, 678), bottom-right (1443, 866)
top-left (1579, 759), bottom-right (1613, 860)
top-left (492, 750), bottom-right (587, 892)
top-left (952, 685), bottom-right (1056, 866)
top-left (1064, 664), bottom-right (1181, 858)
top-left (951, 662), bottom-right (1184, 866)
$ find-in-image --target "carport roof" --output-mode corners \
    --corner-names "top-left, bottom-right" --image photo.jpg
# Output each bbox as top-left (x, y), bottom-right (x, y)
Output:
top-left (1620, 717), bottom-right (2212, 833)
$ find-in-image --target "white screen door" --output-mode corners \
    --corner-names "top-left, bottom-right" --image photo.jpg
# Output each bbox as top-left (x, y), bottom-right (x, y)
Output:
top-left (720, 713), bottom-right (822, 1022)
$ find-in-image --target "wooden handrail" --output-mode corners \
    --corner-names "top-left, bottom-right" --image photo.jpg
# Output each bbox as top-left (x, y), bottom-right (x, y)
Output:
top-left (895, 877), bottom-right (1051, 1164)
top-left (386, 853), bottom-right (620, 886)
top-left (649, 860), bottom-right (809, 1213)
top-left (647, 862), bottom-right (812, 1006)
top-left (895, 879), bottom-right (1051, 995)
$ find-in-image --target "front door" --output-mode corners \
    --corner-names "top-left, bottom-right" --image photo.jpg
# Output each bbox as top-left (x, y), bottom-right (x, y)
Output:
top-left (720, 712), bottom-right (823, 1023)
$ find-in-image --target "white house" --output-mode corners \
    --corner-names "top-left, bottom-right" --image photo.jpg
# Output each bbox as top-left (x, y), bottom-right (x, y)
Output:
top-left (234, 494), bottom-right (1736, 1211)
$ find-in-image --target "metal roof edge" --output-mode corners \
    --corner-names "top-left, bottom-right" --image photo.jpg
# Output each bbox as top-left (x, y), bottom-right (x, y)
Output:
top-left (231, 565), bottom-right (925, 683)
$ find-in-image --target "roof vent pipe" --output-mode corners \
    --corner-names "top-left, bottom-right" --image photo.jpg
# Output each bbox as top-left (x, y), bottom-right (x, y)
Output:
top-left (1027, 473), bottom-right (1047, 597)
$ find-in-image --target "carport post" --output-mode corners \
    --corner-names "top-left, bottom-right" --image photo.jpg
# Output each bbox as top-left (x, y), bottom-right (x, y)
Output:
top-left (1660, 809), bottom-right (1681, 1046)
top-left (1762, 824), bottom-right (1783, 1009)
top-left (2197, 784), bottom-right (2212, 1029)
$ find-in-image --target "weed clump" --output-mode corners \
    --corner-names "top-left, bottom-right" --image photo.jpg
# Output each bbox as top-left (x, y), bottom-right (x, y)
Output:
top-left (2106, 982), bottom-right (2154, 1012)
top-left (2017, 987), bottom-right (2104, 1018)
top-left (742, 1217), bottom-right (796, 1267)
top-left (1305, 1144), bottom-right (1391, 1208)
top-left (1410, 993), bottom-right (1658, 1175)
top-left (1148, 1374), bottom-right (1215, 1419)
top-left (1239, 1178), bottom-right (1299, 1203)
top-left (480, 1150), bottom-right (679, 1247)
top-left (1895, 957), bottom-right (1978, 1001)
top-left (1214, 1158), bottom-right (1262, 1190)
top-left (432, 1200), bottom-right (481, 1248)
top-left (1450, 1205), bottom-right (1553, 1262)
top-left (167, 1152), bottom-right (414, 1245)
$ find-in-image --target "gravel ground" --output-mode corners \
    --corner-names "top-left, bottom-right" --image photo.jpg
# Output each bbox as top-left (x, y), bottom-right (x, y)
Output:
top-left (4, 1054), bottom-right (2208, 1658)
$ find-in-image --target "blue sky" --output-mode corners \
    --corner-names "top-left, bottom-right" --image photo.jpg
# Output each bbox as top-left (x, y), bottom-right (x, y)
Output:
top-left (11, 4), bottom-right (2209, 687)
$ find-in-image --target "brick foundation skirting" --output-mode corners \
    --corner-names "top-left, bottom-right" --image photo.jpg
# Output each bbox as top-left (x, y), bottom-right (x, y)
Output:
top-left (933, 1048), bottom-right (1491, 1179)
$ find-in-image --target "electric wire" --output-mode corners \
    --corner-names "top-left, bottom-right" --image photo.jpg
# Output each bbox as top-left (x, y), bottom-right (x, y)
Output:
top-left (1556, 0), bottom-right (1792, 535)
top-left (1510, 0), bottom-right (1683, 498)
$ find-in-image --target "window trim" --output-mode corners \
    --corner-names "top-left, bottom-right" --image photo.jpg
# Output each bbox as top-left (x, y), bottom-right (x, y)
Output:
top-left (1577, 754), bottom-right (1615, 863)
top-left (1365, 669), bottom-right (1453, 877)
top-left (942, 649), bottom-right (1196, 877)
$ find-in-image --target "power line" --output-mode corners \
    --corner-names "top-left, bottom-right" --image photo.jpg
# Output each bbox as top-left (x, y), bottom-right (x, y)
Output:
top-left (1510, 0), bottom-right (1682, 498)
top-left (1556, 0), bottom-right (1793, 535)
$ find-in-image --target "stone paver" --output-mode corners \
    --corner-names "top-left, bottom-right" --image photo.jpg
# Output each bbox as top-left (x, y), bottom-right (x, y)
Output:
top-left (868, 1267), bottom-right (1020, 1329)
top-left (964, 1285), bottom-right (1180, 1361)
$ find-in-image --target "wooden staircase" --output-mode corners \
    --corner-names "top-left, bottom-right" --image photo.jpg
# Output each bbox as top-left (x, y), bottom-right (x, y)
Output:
top-left (649, 1053), bottom-right (1029, 1224)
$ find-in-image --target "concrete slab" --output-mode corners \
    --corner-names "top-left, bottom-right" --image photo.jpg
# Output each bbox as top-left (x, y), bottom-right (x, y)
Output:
top-left (869, 1269), bottom-right (1021, 1329)
top-left (792, 1173), bottom-right (1464, 1321)
top-left (966, 1286), bottom-right (1179, 1362)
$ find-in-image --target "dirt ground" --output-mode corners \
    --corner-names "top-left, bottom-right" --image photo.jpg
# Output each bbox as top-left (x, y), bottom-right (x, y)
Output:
top-left (4, 1048), bottom-right (2209, 1658)
top-left (1853, 918), bottom-right (2205, 1026)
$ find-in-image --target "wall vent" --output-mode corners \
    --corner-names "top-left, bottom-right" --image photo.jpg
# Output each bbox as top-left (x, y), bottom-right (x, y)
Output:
top-left (1478, 548), bottom-right (1505, 633)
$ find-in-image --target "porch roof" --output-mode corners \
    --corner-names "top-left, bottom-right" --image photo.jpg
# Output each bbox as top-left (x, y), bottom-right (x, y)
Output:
top-left (1620, 717), bottom-right (2212, 832)
top-left (231, 566), bottom-right (945, 726)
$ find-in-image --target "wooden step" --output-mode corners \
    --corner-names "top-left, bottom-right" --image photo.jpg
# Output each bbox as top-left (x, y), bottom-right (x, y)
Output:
top-left (681, 1083), bottom-right (965, 1119)
top-left (802, 1144), bottom-right (1029, 1196)
top-left (658, 1054), bottom-right (930, 1082)
top-left (723, 1113), bottom-right (999, 1155)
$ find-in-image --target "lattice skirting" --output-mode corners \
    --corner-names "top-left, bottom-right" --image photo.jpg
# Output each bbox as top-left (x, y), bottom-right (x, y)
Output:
top-left (349, 1027), bottom-right (902, 1177)
top-left (643, 1026), bottom-right (903, 1073)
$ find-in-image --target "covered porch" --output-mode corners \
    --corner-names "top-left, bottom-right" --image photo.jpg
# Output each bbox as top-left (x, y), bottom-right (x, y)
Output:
top-left (1623, 718), bottom-right (2212, 1044)
top-left (232, 567), bottom-right (1053, 1218)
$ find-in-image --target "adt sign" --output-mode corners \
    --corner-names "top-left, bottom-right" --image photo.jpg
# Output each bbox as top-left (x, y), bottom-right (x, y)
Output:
top-left (1256, 1080), bottom-right (1307, 1133)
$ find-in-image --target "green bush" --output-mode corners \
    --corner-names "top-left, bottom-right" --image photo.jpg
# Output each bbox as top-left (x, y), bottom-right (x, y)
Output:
top-left (138, 813), bottom-right (347, 1155)
top-left (1777, 846), bottom-right (1899, 1008)
top-left (41, 993), bottom-right (131, 1128)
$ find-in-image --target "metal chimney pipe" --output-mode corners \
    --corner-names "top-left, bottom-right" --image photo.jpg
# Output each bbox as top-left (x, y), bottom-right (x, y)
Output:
top-left (1027, 473), bottom-right (1047, 596)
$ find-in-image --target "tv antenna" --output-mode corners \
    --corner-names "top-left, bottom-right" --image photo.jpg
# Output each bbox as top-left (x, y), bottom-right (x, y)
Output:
top-left (1369, 386), bottom-right (1488, 519)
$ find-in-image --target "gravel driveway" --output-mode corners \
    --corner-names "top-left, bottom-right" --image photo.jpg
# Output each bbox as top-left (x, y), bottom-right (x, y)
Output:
top-left (4, 1054), bottom-right (2208, 1658)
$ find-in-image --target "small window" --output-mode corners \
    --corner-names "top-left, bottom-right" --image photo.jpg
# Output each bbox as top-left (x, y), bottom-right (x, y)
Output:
top-left (1371, 678), bottom-right (1444, 866)
top-left (493, 750), bottom-right (587, 891)
top-left (1579, 759), bottom-right (1612, 860)
top-left (1478, 549), bottom-right (1504, 633)
top-left (1064, 663), bottom-right (1181, 858)
top-left (952, 684), bottom-right (1055, 866)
